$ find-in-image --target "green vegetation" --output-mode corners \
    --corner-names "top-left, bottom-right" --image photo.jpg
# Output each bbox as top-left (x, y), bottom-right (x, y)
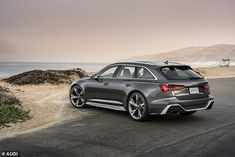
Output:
top-left (0, 87), bottom-right (30, 127)
top-left (0, 103), bottom-right (30, 127)
top-left (4, 68), bottom-right (88, 85)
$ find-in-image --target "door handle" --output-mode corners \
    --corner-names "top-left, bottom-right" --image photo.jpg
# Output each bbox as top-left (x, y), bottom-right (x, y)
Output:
top-left (125, 83), bottom-right (131, 87)
top-left (104, 82), bottom-right (109, 86)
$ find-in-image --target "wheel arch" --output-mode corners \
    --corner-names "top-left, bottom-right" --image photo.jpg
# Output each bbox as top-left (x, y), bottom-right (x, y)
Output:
top-left (70, 80), bottom-right (86, 92)
top-left (70, 83), bottom-right (83, 95)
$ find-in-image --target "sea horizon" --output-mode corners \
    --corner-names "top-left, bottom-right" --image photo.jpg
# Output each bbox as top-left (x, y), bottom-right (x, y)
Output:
top-left (0, 61), bottom-right (234, 78)
top-left (0, 62), bottom-right (109, 77)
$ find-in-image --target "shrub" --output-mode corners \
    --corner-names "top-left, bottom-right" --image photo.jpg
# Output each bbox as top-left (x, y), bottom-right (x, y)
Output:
top-left (0, 87), bottom-right (30, 127)
top-left (0, 103), bottom-right (30, 127)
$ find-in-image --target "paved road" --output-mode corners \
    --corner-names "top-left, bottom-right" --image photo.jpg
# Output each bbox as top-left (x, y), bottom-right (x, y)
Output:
top-left (1, 78), bottom-right (235, 157)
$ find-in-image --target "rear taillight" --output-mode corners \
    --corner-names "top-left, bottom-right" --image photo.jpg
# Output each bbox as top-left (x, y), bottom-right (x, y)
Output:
top-left (204, 83), bottom-right (210, 93)
top-left (160, 84), bottom-right (184, 92)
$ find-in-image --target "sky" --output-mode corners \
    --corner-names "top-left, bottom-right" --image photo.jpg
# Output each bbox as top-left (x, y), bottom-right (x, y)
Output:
top-left (0, 0), bottom-right (235, 63)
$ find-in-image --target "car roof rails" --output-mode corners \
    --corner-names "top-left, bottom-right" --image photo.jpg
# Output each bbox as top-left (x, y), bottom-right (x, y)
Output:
top-left (164, 60), bottom-right (182, 65)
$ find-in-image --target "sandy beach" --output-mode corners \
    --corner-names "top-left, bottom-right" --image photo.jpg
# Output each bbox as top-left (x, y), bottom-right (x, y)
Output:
top-left (0, 65), bottom-right (235, 139)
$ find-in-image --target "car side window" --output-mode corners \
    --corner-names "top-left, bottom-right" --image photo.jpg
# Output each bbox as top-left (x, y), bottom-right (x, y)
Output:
top-left (99, 66), bottom-right (118, 78)
top-left (116, 66), bottom-right (135, 78)
top-left (137, 67), bottom-right (154, 79)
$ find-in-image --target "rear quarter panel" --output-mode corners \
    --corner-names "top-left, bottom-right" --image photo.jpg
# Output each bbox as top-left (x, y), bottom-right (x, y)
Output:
top-left (124, 79), bottom-right (164, 109)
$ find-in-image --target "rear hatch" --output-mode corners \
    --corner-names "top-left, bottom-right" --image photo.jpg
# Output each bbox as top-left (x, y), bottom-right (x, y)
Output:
top-left (158, 65), bottom-right (210, 100)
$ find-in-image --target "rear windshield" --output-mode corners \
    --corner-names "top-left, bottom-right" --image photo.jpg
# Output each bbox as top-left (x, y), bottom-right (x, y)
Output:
top-left (160, 66), bottom-right (203, 80)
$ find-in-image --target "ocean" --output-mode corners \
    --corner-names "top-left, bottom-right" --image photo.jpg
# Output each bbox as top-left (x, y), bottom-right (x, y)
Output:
top-left (0, 62), bottom-right (108, 78)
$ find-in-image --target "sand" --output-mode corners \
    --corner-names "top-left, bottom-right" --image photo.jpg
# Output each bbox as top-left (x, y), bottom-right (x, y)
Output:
top-left (196, 66), bottom-right (235, 79)
top-left (0, 82), bottom-right (89, 140)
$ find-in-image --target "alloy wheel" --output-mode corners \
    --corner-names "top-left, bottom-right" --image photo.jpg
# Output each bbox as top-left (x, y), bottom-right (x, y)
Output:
top-left (70, 86), bottom-right (85, 108)
top-left (128, 93), bottom-right (146, 120)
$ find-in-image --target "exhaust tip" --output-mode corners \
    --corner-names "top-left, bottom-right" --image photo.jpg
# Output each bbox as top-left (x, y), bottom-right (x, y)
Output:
top-left (170, 110), bottom-right (180, 114)
top-left (206, 101), bottom-right (214, 110)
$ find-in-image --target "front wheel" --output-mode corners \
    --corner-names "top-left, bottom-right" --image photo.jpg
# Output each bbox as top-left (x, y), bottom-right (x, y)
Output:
top-left (128, 92), bottom-right (149, 121)
top-left (69, 85), bottom-right (87, 108)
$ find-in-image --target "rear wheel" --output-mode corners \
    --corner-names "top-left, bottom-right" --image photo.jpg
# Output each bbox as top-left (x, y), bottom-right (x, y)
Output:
top-left (70, 85), bottom-right (87, 108)
top-left (180, 111), bottom-right (196, 116)
top-left (128, 92), bottom-right (149, 121)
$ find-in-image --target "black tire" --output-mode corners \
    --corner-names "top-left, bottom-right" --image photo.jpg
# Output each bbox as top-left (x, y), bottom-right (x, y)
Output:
top-left (180, 111), bottom-right (196, 116)
top-left (127, 92), bottom-right (149, 121)
top-left (69, 85), bottom-right (87, 108)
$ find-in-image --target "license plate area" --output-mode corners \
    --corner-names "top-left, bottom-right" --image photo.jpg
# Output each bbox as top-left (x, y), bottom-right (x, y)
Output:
top-left (189, 87), bottom-right (199, 94)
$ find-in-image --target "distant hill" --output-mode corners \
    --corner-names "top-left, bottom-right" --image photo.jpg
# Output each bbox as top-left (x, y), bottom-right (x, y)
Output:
top-left (126, 44), bottom-right (235, 62)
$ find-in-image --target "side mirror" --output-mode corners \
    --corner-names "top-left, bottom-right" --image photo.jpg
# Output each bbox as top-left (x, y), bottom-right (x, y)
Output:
top-left (92, 74), bottom-right (103, 82)
top-left (91, 74), bottom-right (97, 78)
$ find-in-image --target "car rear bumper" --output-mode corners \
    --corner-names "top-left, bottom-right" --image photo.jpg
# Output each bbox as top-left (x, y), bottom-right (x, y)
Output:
top-left (159, 99), bottom-right (214, 115)
top-left (148, 95), bottom-right (214, 115)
